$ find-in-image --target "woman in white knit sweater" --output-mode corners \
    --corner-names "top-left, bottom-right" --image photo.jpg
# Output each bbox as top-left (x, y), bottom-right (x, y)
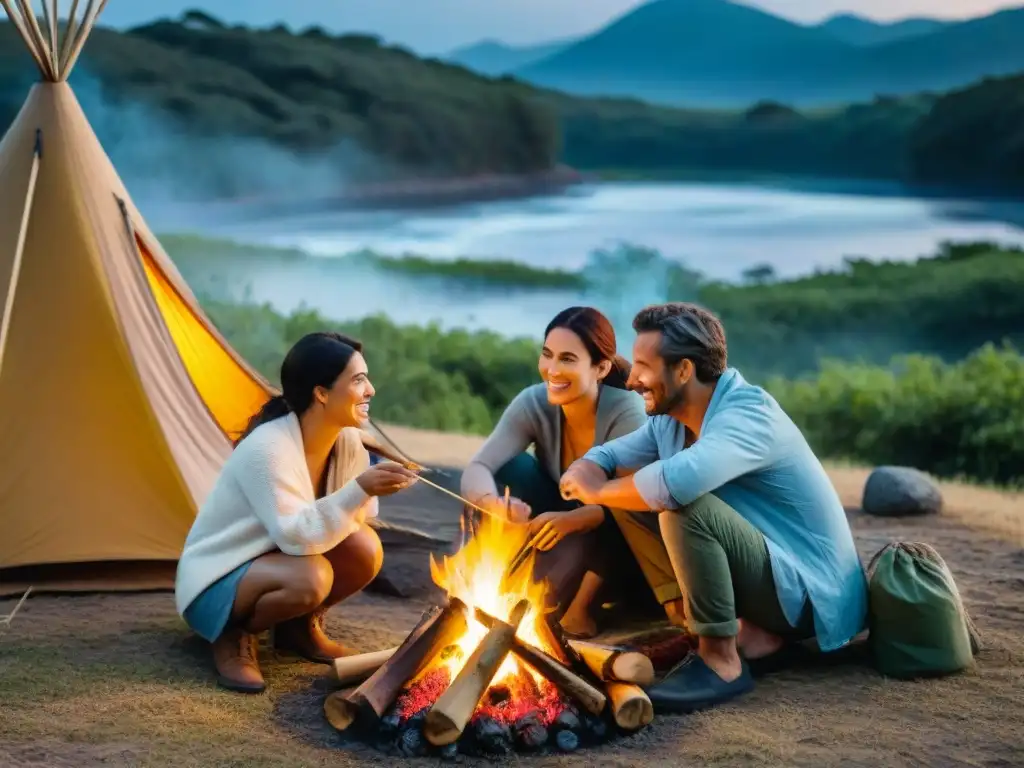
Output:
top-left (175, 332), bottom-right (418, 693)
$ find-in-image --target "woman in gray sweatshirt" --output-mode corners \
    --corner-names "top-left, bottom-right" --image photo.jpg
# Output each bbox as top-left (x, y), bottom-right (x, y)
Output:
top-left (460, 307), bottom-right (680, 638)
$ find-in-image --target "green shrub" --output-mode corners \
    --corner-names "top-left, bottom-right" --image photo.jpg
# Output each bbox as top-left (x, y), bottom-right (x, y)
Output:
top-left (201, 294), bottom-right (1024, 487)
top-left (767, 344), bottom-right (1024, 487)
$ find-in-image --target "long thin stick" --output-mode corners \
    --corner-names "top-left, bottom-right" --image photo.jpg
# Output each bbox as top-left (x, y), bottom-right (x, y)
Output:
top-left (0, 586), bottom-right (32, 628)
top-left (0, 130), bottom-right (42, 378)
top-left (412, 473), bottom-right (502, 519)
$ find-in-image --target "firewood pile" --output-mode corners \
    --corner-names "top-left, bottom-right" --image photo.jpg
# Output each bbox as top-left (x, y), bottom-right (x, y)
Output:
top-left (323, 597), bottom-right (658, 757)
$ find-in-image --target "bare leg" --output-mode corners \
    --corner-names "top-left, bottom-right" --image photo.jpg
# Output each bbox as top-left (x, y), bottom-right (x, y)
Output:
top-left (697, 636), bottom-right (744, 682)
top-left (559, 571), bottom-right (603, 638)
top-left (230, 552), bottom-right (334, 632)
top-left (273, 525), bottom-right (384, 662)
top-left (736, 619), bottom-right (785, 660)
top-left (212, 551), bottom-right (334, 693)
top-left (320, 525), bottom-right (384, 608)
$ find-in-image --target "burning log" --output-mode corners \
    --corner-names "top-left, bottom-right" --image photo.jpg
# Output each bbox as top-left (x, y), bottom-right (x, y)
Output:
top-left (424, 599), bottom-right (530, 746)
top-left (605, 682), bottom-right (654, 730)
top-left (324, 599), bottom-right (468, 732)
top-left (473, 607), bottom-right (606, 716)
top-left (331, 646), bottom-right (399, 686)
top-left (567, 639), bottom-right (656, 686)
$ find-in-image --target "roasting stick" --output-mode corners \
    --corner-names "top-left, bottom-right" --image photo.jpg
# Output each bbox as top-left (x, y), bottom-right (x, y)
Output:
top-left (400, 470), bottom-right (502, 519)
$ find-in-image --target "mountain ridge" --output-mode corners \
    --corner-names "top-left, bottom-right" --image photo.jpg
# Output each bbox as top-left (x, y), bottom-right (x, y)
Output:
top-left (511, 0), bottom-right (1024, 107)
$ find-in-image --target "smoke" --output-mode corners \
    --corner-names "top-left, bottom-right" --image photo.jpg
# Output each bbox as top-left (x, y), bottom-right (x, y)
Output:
top-left (66, 68), bottom-right (383, 230)
top-left (580, 242), bottom-right (703, 356)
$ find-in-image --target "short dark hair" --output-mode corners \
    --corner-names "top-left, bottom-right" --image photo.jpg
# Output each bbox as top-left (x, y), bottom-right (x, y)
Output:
top-left (632, 302), bottom-right (727, 383)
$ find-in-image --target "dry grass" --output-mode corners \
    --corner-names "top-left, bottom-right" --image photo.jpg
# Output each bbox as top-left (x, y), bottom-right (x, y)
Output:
top-left (1, 423), bottom-right (1020, 766)
top-left (1, 503), bottom-right (1022, 767)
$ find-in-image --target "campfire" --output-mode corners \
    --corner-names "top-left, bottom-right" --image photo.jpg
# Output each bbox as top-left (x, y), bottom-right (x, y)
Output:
top-left (323, 513), bottom-right (657, 757)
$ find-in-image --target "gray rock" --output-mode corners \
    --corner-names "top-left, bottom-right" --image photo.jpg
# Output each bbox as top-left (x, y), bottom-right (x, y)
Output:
top-left (862, 466), bottom-right (943, 517)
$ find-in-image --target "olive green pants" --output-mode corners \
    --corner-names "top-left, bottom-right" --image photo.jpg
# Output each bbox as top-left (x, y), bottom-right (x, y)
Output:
top-left (659, 494), bottom-right (815, 639)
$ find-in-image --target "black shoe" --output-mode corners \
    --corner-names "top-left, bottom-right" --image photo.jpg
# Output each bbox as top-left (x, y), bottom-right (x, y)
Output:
top-left (646, 654), bottom-right (754, 714)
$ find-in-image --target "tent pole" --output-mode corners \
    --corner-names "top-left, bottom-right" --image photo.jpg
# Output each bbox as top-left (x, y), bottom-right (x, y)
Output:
top-left (57, 0), bottom-right (81, 80)
top-left (41, 0), bottom-right (59, 77)
top-left (0, 0), bottom-right (47, 75)
top-left (62, 0), bottom-right (103, 78)
top-left (14, 0), bottom-right (56, 80)
top-left (0, 130), bottom-right (44, 379)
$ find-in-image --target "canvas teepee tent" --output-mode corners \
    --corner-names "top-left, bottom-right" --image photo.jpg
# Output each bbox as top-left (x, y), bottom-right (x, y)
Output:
top-left (0, 0), bottom-right (276, 595)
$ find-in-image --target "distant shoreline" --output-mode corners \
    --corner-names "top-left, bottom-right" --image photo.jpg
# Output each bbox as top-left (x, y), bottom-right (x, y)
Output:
top-left (173, 166), bottom-right (1024, 222)
top-left (187, 166), bottom-right (589, 219)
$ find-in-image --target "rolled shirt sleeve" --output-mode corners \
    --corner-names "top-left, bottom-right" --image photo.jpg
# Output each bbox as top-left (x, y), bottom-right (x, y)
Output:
top-left (634, 399), bottom-right (776, 510)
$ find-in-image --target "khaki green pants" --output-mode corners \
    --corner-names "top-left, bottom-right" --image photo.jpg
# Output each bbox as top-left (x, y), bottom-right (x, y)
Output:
top-left (659, 494), bottom-right (814, 639)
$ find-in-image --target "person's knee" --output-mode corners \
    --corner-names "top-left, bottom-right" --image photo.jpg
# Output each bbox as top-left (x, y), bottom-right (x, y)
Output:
top-left (338, 526), bottom-right (384, 588)
top-left (677, 494), bottom-right (726, 531)
top-left (291, 556), bottom-right (334, 610)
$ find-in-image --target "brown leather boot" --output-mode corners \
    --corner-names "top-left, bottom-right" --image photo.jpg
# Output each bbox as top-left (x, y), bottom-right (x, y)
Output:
top-left (212, 628), bottom-right (265, 693)
top-left (272, 609), bottom-right (357, 664)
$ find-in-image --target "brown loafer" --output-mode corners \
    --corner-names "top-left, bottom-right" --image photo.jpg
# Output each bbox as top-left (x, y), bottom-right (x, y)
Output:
top-left (272, 609), bottom-right (358, 664)
top-left (212, 628), bottom-right (265, 693)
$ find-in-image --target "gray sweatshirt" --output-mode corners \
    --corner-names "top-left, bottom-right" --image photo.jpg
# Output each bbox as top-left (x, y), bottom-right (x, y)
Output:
top-left (460, 383), bottom-right (648, 503)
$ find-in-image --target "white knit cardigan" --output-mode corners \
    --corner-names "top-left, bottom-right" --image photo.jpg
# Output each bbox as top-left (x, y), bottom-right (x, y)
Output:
top-left (174, 413), bottom-right (377, 616)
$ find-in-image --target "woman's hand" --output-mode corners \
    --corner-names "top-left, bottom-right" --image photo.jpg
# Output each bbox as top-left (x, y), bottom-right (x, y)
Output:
top-left (479, 493), bottom-right (531, 523)
top-left (356, 463), bottom-right (419, 497)
top-left (527, 506), bottom-right (604, 551)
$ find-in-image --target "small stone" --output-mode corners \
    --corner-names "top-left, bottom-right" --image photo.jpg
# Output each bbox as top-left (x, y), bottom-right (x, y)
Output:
top-left (515, 721), bottom-right (548, 751)
top-left (862, 466), bottom-right (942, 517)
top-left (472, 716), bottom-right (513, 755)
top-left (584, 713), bottom-right (608, 741)
top-left (439, 742), bottom-right (459, 761)
top-left (379, 711), bottom-right (401, 735)
top-left (555, 729), bottom-right (579, 752)
top-left (397, 726), bottom-right (425, 757)
top-left (552, 710), bottom-right (580, 732)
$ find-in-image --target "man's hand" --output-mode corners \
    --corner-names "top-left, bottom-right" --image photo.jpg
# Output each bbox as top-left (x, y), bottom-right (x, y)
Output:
top-left (479, 493), bottom-right (531, 523)
top-left (527, 507), bottom-right (604, 551)
top-left (559, 459), bottom-right (607, 505)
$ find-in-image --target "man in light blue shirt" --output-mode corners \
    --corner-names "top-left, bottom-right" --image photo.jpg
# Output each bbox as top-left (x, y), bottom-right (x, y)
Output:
top-left (560, 302), bottom-right (867, 713)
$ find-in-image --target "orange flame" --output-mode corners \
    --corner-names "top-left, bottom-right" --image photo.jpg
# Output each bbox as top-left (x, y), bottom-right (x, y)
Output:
top-left (429, 512), bottom-right (552, 685)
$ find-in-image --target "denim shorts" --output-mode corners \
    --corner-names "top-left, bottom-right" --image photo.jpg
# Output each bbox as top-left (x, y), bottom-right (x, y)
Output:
top-left (182, 560), bottom-right (254, 642)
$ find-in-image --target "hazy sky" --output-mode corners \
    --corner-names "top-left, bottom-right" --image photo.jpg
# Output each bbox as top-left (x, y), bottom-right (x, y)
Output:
top-left (97, 0), bottom-right (1023, 53)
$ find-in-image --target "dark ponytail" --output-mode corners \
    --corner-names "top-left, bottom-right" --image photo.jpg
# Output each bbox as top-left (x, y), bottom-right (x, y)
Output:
top-left (544, 306), bottom-right (631, 390)
top-left (234, 331), bottom-right (363, 446)
top-left (604, 353), bottom-right (632, 390)
top-left (235, 394), bottom-right (292, 446)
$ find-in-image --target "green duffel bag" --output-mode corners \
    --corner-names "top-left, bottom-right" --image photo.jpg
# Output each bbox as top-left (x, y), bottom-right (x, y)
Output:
top-left (866, 541), bottom-right (981, 679)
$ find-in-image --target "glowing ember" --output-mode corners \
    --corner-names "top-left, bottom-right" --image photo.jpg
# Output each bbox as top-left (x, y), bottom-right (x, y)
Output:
top-left (429, 511), bottom-right (555, 688)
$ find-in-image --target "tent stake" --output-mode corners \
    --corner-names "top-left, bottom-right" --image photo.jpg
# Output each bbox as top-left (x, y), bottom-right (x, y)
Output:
top-left (0, 130), bottom-right (43, 379)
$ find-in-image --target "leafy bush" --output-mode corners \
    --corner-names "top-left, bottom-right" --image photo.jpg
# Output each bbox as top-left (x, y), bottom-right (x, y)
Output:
top-left (200, 296), bottom-right (1024, 487)
top-left (768, 345), bottom-right (1024, 487)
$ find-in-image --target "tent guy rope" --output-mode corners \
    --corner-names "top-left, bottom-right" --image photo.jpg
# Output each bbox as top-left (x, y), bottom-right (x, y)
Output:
top-left (0, 587), bottom-right (33, 630)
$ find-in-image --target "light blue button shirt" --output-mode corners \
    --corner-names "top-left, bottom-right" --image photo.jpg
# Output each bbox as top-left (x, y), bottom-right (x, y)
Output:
top-left (583, 368), bottom-right (867, 652)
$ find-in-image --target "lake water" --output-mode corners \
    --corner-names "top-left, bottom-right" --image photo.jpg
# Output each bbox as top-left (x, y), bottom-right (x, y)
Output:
top-left (165, 180), bottom-right (1024, 340)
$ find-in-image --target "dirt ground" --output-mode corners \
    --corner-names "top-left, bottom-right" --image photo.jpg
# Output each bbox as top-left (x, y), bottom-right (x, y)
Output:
top-left (1, 430), bottom-right (1022, 768)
